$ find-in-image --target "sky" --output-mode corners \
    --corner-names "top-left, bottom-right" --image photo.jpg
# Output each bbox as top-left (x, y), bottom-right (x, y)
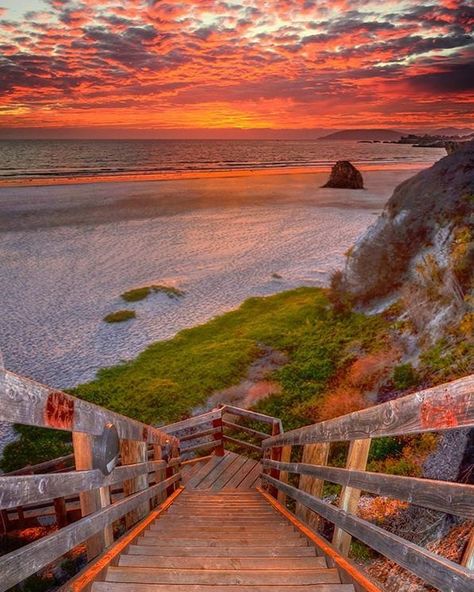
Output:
top-left (0, 0), bottom-right (473, 138)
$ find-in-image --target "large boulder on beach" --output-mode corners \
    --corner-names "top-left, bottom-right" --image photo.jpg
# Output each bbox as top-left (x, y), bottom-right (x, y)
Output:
top-left (342, 140), bottom-right (474, 303)
top-left (323, 161), bottom-right (364, 189)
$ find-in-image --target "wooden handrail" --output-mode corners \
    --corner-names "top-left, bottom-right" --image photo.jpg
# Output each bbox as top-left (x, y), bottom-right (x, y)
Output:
top-left (0, 460), bottom-right (174, 510)
top-left (0, 473), bottom-right (180, 592)
top-left (262, 474), bottom-right (474, 592)
top-left (262, 459), bottom-right (474, 519)
top-left (1, 369), bottom-right (178, 447)
top-left (263, 375), bottom-right (474, 448)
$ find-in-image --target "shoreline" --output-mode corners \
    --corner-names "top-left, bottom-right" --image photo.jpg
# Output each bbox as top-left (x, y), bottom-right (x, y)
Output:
top-left (0, 161), bottom-right (431, 189)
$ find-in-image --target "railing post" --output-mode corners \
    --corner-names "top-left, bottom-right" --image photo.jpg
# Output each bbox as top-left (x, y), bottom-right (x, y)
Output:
top-left (462, 530), bottom-right (474, 570)
top-left (53, 497), bottom-right (68, 528)
top-left (332, 438), bottom-right (371, 555)
top-left (212, 410), bottom-right (225, 456)
top-left (119, 439), bottom-right (148, 529)
top-left (277, 445), bottom-right (292, 506)
top-left (72, 432), bottom-right (107, 560)
top-left (152, 444), bottom-right (166, 507)
top-left (267, 420), bottom-right (283, 498)
top-left (295, 442), bottom-right (330, 527)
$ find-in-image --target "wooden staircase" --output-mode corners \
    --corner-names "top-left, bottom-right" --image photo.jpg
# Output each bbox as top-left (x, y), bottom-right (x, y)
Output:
top-left (92, 490), bottom-right (353, 591)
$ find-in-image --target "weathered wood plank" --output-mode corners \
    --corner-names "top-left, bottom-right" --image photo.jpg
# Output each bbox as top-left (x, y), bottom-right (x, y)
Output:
top-left (120, 440), bottom-right (148, 528)
top-left (66, 488), bottom-right (183, 592)
top-left (462, 528), bottom-right (474, 570)
top-left (263, 375), bottom-right (474, 448)
top-left (295, 443), bottom-right (330, 527)
top-left (258, 487), bottom-right (382, 592)
top-left (223, 420), bottom-right (269, 440)
top-left (276, 445), bottom-right (292, 505)
top-left (105, 566), bottom-right (340, 585)
top-left (262, 459), bottom-right (474, 519)
top-left (0, 461), bottom-right (167, 510)
top-left (222, 404), bottom-right (281, 429)
top-left (179, 427), bottom-right (221, 442)
top-left (0, 474), bottom-right (180, 592)
top-left (0, 370), bottom-right (177, 446)
top-left (161, 410), bottom-right (222, 435)
top-left (93, 582), bottom-right (353, 592)
top-left (223, 435), bottom-right (262, 453)
top-left (180, 439), bottom-right (222, 454)
top-left (73, 432), bottom-right (107, 560)
top-left (4, 453), bottom-right (75, 476)
top-left (333, 438), bottom-right (371, 555)
top-left (262, 474), bottom-right (474, 592)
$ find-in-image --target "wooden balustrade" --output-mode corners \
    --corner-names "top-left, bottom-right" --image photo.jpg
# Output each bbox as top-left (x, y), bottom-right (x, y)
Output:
top-left (261, 374), bottom-right (474, 592)
top-left (0, 364), bottom-right (181, 592)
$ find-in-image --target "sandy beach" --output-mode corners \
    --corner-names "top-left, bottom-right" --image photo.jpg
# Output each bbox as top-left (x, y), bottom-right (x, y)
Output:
top-left (0, 166), bottom-right (420, 232)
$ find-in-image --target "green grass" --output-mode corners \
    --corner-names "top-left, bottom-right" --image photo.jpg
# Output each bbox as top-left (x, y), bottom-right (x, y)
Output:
top-left (1, 288), bottom-right (388, 471)
top-left (103, 310), bottom-right (136, 323)
top-left (121, 285), bottom-right (185, 302)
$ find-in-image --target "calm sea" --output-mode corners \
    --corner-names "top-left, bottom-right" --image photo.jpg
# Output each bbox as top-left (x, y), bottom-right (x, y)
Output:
top-left (0, 139), bottom-right (441, 180)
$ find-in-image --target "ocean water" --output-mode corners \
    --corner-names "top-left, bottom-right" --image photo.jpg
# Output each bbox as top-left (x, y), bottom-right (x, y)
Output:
top-left (0, 142), bottom-right (444, 454)
top-left (0, 138), bottom-right (441, 180)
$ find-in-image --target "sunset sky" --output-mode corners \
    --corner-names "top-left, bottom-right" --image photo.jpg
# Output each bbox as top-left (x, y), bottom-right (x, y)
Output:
top-left (0, 0), bottom-right (473, 137)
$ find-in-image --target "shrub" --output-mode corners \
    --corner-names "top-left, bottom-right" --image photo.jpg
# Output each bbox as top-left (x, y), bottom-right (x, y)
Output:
top-left (369, 437), bottom-right (403, 462)
top-left (348, 351), bottom-right (398, 390)
top-left (121, 285), bottom-right (185, 302)
top-left (328, 270), bottom-right (353, 315)
top-left (103, 310), bottom-right (136, 323)
top-left (392, 363), bottom-right (419, 389)
top-left (317, 386), bottom-right (366, 421)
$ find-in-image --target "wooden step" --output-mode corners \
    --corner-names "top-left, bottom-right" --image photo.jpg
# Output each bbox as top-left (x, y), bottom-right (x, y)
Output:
top-left (105, 566), bottom-right (341, 585)
top-left (119, 555), bottom-right (327, 569)
top-left (138, 536), bottom-right (309, 547)
top-left (126, 545), bottom-right (317, 557)
top-left (94, 583), bottom-right (354, 592)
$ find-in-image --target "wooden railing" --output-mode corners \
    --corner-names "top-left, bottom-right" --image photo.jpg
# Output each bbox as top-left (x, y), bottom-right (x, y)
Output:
top-left (261, 375), bottom-right (474, 592)
top-left (0, 365), bottom-right (180, 592)
top-left (164, 403), bottom-right (282, 458)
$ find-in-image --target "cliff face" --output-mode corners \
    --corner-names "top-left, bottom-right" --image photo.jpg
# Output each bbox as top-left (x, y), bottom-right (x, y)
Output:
top-left (343, 140), bottom-right (474, 306)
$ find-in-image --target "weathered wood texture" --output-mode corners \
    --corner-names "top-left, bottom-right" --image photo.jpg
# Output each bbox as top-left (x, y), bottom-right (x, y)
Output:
top-left (73, 432), bottom-right (108, 560)
top-left (276, 445), bottom-right (292, 506)
top-left (462, 529), bottom-right (474, 570)
top-left (262, 474), bottom-right (474, 592)
top-left (263, 375), bottom-right (474, 448)
top-left (120, 440), bottom-right (149, 528)
top-left (0, 474), bottom-right (180, 592)
top-left (222, 404), bottom-right (282, 430)
top-left (0, 370), bottom-right (177, 446)
top-left (333, 438), bottom-right (371, 555)
top-left (295, 442), bottom-right (330, 528)
top-left (262, 459), bottom-right (474, 519)
top-left (161, 409), bottom-right (222, 436)
top-left (223, 420), bottom-right (269, 440)
top-left (0, 461), bottom-right (167, 509)
top-left (258, 487), bottom-right (382, 592)
top-left (223, 435), bottom-right (262, 453)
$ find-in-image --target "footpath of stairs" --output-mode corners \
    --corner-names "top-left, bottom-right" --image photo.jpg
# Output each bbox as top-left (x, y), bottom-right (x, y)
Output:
top-left (91, 489), bottom-right (355, 591)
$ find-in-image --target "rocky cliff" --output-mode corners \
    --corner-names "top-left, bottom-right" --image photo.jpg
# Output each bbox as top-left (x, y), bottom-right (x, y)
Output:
top-left (343, 140), bottom-right (474, 309)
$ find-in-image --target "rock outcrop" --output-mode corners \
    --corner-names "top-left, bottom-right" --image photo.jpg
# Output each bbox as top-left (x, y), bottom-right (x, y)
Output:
top-left (323, 161), bottom-right (364, 189)
top-left (342, 140), bottom-right (474, 303)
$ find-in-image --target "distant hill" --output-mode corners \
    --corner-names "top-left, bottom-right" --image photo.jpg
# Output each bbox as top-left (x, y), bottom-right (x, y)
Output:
top-left (319, 128), bottom-right (403, 141)
top-left (428, 127), bottom-right (473, 137)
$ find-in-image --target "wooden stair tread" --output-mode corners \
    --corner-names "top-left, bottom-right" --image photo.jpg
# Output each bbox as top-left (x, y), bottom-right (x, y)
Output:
top-left (90, 484), bottom-right (351, 591)
top-left (119, 555), bottom-right (327, 569)
top-left (94, 583), bottom-right (354, 592)
top-left (105, 566), bottom-right (341, 584)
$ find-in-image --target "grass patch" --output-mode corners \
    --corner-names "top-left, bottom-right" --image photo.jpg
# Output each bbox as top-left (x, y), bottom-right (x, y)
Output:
top-left (121, 285), bottom-right (185, 302)
top-left (1, 288), bottom-right (388, 471)
top-left (103, 310), bottom-right (136, 323)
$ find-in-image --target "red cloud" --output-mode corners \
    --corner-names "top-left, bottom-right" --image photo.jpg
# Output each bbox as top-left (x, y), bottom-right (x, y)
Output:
top-left (0, 0), bottom-right (472, 130)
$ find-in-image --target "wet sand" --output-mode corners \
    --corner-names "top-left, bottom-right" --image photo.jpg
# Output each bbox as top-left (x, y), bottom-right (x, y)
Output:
top-left (0, 167), bottom-right (421, 232)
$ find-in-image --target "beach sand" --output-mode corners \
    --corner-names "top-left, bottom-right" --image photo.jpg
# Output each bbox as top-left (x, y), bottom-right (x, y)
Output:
top-left (0, 167), bottom-right (419, 232)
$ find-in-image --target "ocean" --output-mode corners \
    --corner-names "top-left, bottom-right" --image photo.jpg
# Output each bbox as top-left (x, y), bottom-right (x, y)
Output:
top-left (0, 138), bottom-right (441, 180)
top-left (0, 140), bottom-right (445, 453)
